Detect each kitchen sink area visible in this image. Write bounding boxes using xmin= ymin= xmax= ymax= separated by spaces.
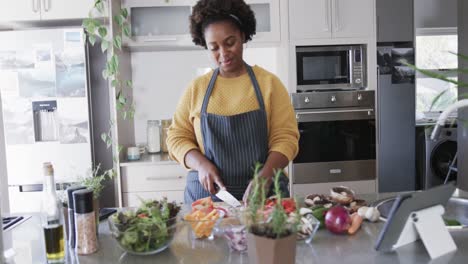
xmin=373 ymin=196 xmax=468 ymax=228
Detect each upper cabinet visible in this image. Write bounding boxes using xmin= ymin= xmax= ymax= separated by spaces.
xmin=376 ymin=0 xmax=413 ymax=42
xmin=122 ymin=0 xmax=280 ymax=49
xmin=246 ymin=0 xmax=280 ymax=43
xmin=41 ymin=0 xmax=97 ymax=20
xmin=289 ymin=0 xmax=374 ymax=41
xmin=0 ymin=0 xmax=100 ymax=22
xmin=123 ymin=0 xmax=195 ymax=49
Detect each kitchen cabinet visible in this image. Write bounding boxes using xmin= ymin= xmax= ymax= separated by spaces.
xmin=289 ymin=0 xmax=374 ymax=40
xmin=376 ymin=0 xmax=413 ymax=42
xmin=120 ymin=162 xmax=187 ymax=206
xmin=122 ymin=0 xmax=195 ymax=49
xmin=122 ymin=0 xmax=280 ymax=49
xmin=0 ymin=0 xmax=99 ymax=22
xmin=246 ymin=0 xmax=280 ymax=43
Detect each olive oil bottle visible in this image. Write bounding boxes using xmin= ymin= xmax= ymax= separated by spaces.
xmin=41 ymin=162 xmax=65 ymax=263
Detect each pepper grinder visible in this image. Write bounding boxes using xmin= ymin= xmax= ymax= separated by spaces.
xmin=66 ymin=186 xmax=86 ymax=249
xmin=73 ymin=189 xmax=98 ymax=255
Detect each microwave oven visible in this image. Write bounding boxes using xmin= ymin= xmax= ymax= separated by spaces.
xmin=295 ymin=45 xmax=366 ymax=92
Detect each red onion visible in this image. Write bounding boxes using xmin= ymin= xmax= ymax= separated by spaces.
xmin=324 ymin=206 xmax=351 ymax=234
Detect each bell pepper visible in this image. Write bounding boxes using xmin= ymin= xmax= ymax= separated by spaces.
xmin=191 ymin=197 xmax=214 ymax=214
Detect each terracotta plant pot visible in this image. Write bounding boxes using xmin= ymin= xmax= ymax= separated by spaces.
xmin=247 ymin=232 xmax=296 ymax=264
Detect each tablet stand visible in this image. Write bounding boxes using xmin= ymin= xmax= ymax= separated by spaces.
xmin=392 ymin=205 xmax=457 ymax=259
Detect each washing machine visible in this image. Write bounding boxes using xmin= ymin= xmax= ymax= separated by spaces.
xmin=424 ymin=125 xmax=457 ymax=189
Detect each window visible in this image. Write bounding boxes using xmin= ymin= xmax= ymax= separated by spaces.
xmin=415 ymin=28 xmax=458 ymax=114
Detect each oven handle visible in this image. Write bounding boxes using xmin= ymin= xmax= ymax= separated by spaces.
xmin=296 ymin=108 xmax=374 ymax=116
xmin=296 ymin=108 xmax=374 ymax=122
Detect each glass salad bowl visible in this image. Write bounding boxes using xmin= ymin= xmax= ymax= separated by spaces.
xmin=108 ymin=207 xmax=179 ymax=255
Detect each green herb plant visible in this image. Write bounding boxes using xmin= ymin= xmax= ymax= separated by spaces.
xmin=247 ymin=164 xmax=300 ymax=239
xmin=79 ymin=164 xmax=116 ymax=200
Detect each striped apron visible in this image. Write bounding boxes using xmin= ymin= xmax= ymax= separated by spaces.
xmin=184 ymin=64 xmax=289 ymax=203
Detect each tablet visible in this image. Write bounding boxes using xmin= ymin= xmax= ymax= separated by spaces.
xmin=374 ymin=183 xmax=456 ymax=252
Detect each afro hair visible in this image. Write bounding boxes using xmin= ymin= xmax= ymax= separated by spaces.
xmin=189 ymin=0 xmax=256 ymax=48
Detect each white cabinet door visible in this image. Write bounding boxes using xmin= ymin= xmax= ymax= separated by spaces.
xmin=40 ymin=0 xmax=95 ymax=20
xmin=289 ymin=0 xmax=331 ymax=40
xmin=0 ymin=0 xmax=41 ymax=22
xmin=246 ymin=0 xmax=280 ymax=43
xmin=332 ymin=0 xmax=374 ymax=38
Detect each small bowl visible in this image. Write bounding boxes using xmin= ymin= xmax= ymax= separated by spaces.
xmin=297 ymin=212 xmax=321 ymax=244
xmin=330 ymin=186 xmax=355 ymax=205
xmin=223 ymin=224 xmax=247 ymax=252
xmin=183 ymin=209 xmax=225 ymax=239
xmin=108 ymin=208 xmax=177 ymax=255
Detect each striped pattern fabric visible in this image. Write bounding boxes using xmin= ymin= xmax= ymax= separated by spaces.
xmin=184 ymin=65 xmax=269 ymax=202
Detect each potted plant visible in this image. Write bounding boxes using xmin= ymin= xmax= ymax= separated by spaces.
xmin=78 ymin=164 xmax=115 ymax=227
xmin=245 ymin=164 xmax=300 ymax=264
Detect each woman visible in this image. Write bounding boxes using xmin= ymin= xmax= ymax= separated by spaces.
xmin=167 ymin=0 xmax=299 ymax=204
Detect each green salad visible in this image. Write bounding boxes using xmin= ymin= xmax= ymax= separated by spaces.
xmin=111 ymin=198 xmax=181 ymax=253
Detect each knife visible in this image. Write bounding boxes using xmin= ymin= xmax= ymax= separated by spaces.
xmin=215 ymin=189 xmax=242 ymax=208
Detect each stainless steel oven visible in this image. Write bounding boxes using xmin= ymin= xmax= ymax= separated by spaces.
xmin=296 ymin=45 xmax=366 ymax=91
xmin=291 ymin=90 xmax=376 ymax=185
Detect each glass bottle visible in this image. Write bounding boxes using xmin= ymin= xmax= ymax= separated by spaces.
xmin=41 ymin=162 xmax=65 ymax=263
xmin=147 ymin=120 xmax=161 ymax=153
xmin=160 ymin=119 xmax=172 ymax=153
xmin=73 ymin=189 xmax=98 ymax=255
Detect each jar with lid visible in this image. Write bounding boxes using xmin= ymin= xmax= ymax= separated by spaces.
xmin=160 ymin=119 xmax=172 ymax=153
xmin=147 ymin=120 xmax=161 ymax=153
xmin=73 ymin=189 xmax=98 ymax=255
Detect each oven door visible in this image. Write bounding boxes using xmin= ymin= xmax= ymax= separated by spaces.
xmin=293 ymin=108 xmax=376 ymax=184
xmin=296 ymin=47 xmax=351 ymax=91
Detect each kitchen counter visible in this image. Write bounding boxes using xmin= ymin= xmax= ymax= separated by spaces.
xmin=4 ymin=192 xmax=468 ymax=264
xmin=119 ymin=152 xmax=178 ymax=167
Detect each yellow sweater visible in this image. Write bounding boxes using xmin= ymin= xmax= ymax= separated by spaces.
xmin=167 ymin=65 xmax=299 ymax=168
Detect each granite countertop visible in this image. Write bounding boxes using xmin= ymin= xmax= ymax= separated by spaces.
xmin=4 ymin=192 xmax=468 ymax=264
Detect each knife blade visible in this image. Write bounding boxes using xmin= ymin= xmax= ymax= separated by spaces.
xmin=215 ymin=189 xmax=242 ymax=208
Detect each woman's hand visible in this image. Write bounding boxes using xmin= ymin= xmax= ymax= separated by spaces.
xmin=198 ymin=159 xmax=226 ymax=194
xmin=185 ymin=149 xmax=226 ymax=194
xmin=242 ymin=177 xmax=272 ymax=205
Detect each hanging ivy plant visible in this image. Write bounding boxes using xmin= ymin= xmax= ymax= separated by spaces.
xmin=82 ymin=0 xmax=134 ymax=158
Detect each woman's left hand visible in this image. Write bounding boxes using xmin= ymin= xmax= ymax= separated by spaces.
xmin=242 ymin=177 xmax=272 ymax=205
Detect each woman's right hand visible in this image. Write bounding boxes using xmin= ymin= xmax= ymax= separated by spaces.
xmin=185 ymin=149 xmax=225 ymax=194
xmin=197 ymin=159 xmax=225 ymax=194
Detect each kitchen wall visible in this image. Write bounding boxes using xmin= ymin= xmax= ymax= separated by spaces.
xmin=130 ymin=47 xmax=280 ymax=144
xmin=414 ymin=0 xmax=457 ymax=28
xmin=458 ymin=0 xmax=468 ymax=191
xmin=0 ymin=90 xmax=9 ymax=213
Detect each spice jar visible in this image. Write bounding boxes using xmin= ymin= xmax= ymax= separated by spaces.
xmin=66 ymin=186 xmax=86 ymax=249
xmin=73 ymin=189 xmax=98 ymax=255
xmin=160 ymin=119 xmax=172 ymax=153
xmin=147 ymin=120 xmax=161 ymax=153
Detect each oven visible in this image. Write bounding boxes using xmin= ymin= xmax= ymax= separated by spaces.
xmin=291 ymin=90 xmax=376 ymax=192
xmin=296 ymin=45 xmax=366 ymax=92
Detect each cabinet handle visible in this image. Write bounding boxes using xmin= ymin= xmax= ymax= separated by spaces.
xmin=42 ymin=0 xmax=50 ymax=12
xmin=32 ymin=0 xmax=39 ymax=13
xmin=145 ymin=175 xmax=184 ymax=181
xmin=334 ymin=0 xmax=341 ymax=32
xmin=323 ymin=0 xmax=330 ymax=32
